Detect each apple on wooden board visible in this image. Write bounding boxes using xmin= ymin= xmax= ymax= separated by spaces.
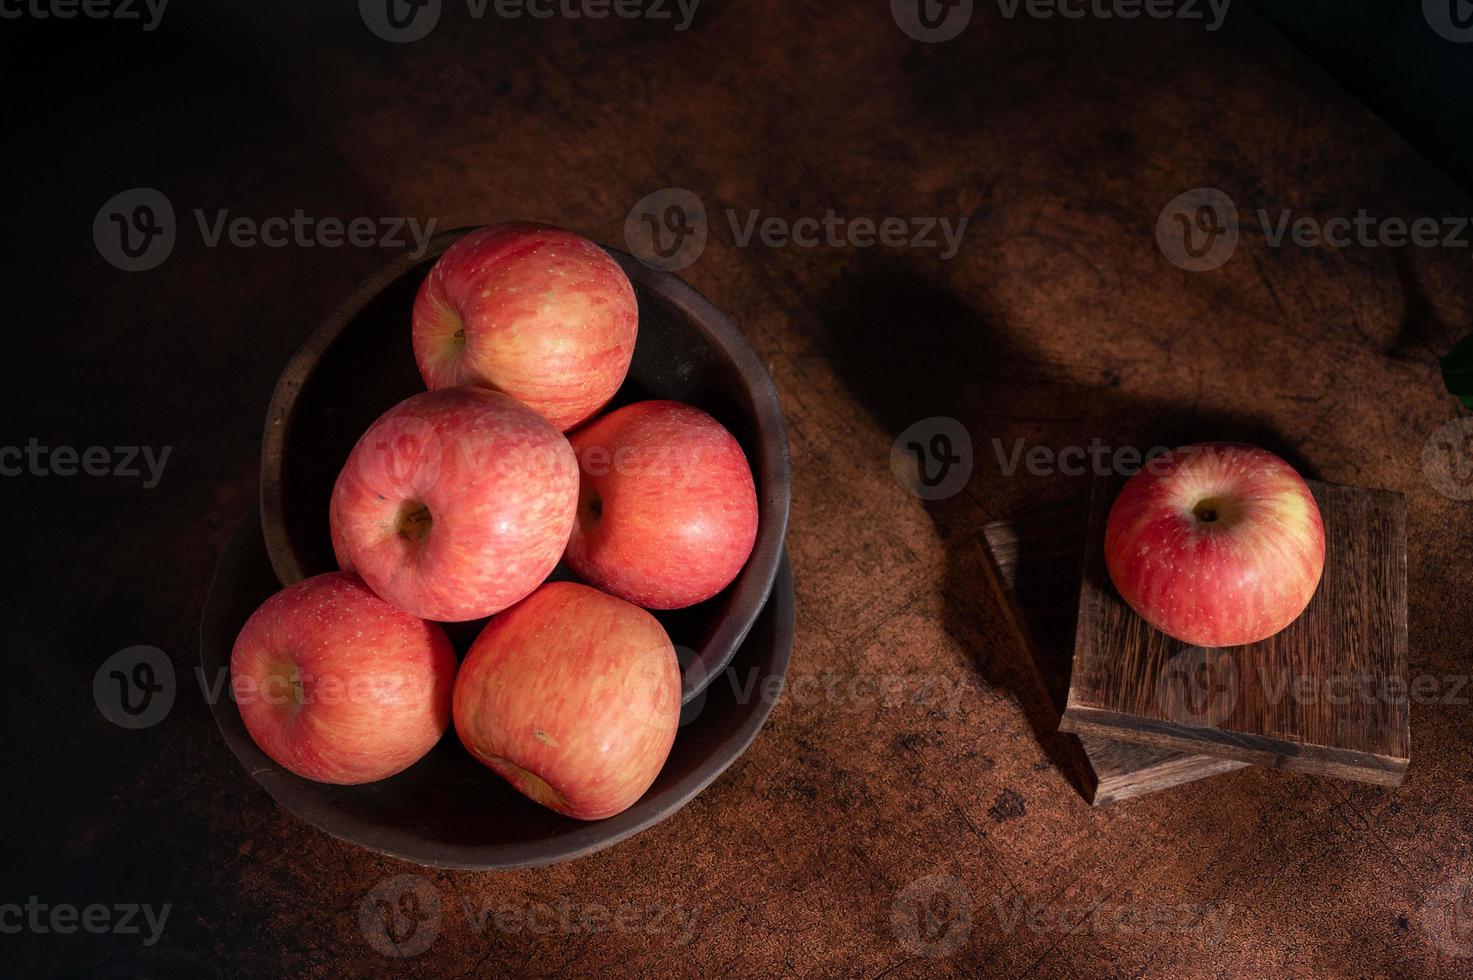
xmin=563 ymin=399 xmax=759 ymax=610
xmin=412 ymin=223 xmax=639 ymax=432
xmin=230 ymin=572 xmax=458 ymax=785
xmin=330 ymin=386 xmax=579 ymax=622
xmin=453 ymin=581 xmax=682 ymax=820
xmin=1104 ymin=441 xmax=1326 ymax=648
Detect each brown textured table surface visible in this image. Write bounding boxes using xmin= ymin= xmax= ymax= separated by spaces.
xmin=9 ymin=3 xmax=1473 ymax=977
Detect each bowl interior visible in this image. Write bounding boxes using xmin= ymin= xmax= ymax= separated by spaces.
xmin=202 ymin=510 xmax=794 ymax=869
xmin=261 ymin=230 xmax=791 ymax=699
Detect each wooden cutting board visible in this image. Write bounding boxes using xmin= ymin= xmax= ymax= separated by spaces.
xmin=1059 ymin=476 xmax=1410 ymax=786
xmin=979 ymin=510 xmax=1249 ymax=806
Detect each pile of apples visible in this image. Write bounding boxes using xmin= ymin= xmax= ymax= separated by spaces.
xmin=231 ymin=223 xmax=759 ymax=821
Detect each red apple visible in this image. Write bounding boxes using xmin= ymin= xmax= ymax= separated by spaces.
xmin=412 ymin=223 xmax=638 ymax=431
xmin=563 ymin=400 xmax=759 ymax=610
xmin=230 ymin=572 xmax=457 ymax=785
xmin=1105 ymin=442 xmax=1326 ymax=647
xmin=330 ymin=386 xmax=578 ymax=622
xmin=452 ymin=581 xmax=681 ymax=820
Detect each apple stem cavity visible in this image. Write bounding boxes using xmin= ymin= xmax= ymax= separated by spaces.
xmin=1190 ymin=496 xmax=1234 ymax=527
xmin=443 ymin=302 xmax=469 ymax=355
xmin=267 ymin=656 xmax=306 ymax=714
xmin=396 ymin=500 xmax=433 ymax=545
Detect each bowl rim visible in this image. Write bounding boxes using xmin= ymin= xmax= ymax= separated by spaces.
xmin=201 ymin=509 xmax=795 ymax=870
xmin=259 ymin=226 xmax=792 ymax=702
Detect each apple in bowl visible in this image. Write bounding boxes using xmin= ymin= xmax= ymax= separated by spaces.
xmin=330 ymin=385 xmax=578 ymax=622
xmin=230 ymin=572 xmax=458 ymax=784
xmin=1104 ymin=442 xmax=1326 ymax=647
xmin=563 ymin=400 xmax=759 ymax=610
xmin=412 ymin=223 xmax=638 ymax=432
xmin=453 ymin=581 xmax=682 ymax=820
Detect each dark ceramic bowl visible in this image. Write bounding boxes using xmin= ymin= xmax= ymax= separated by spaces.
xmin=201 ymin=509 xmax=793 ymax=868
xmin=260 ymin=228 xmax=791 ymax=700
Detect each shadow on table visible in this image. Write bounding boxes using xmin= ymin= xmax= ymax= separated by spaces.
xmin=814 ymin=256 xmax=1316 ymax=802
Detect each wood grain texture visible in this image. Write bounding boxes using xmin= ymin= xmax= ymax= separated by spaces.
xmin=979 ymin=512 xmax=1249 ymax=806
xmin=16 ymin=3 xmax=1473 ymax=977
xmin=1061 ymin=475 xmax=1410 ymax=786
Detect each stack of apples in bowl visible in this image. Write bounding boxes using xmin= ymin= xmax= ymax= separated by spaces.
xmin=231 ymin=223 xmax=765 ymax=822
